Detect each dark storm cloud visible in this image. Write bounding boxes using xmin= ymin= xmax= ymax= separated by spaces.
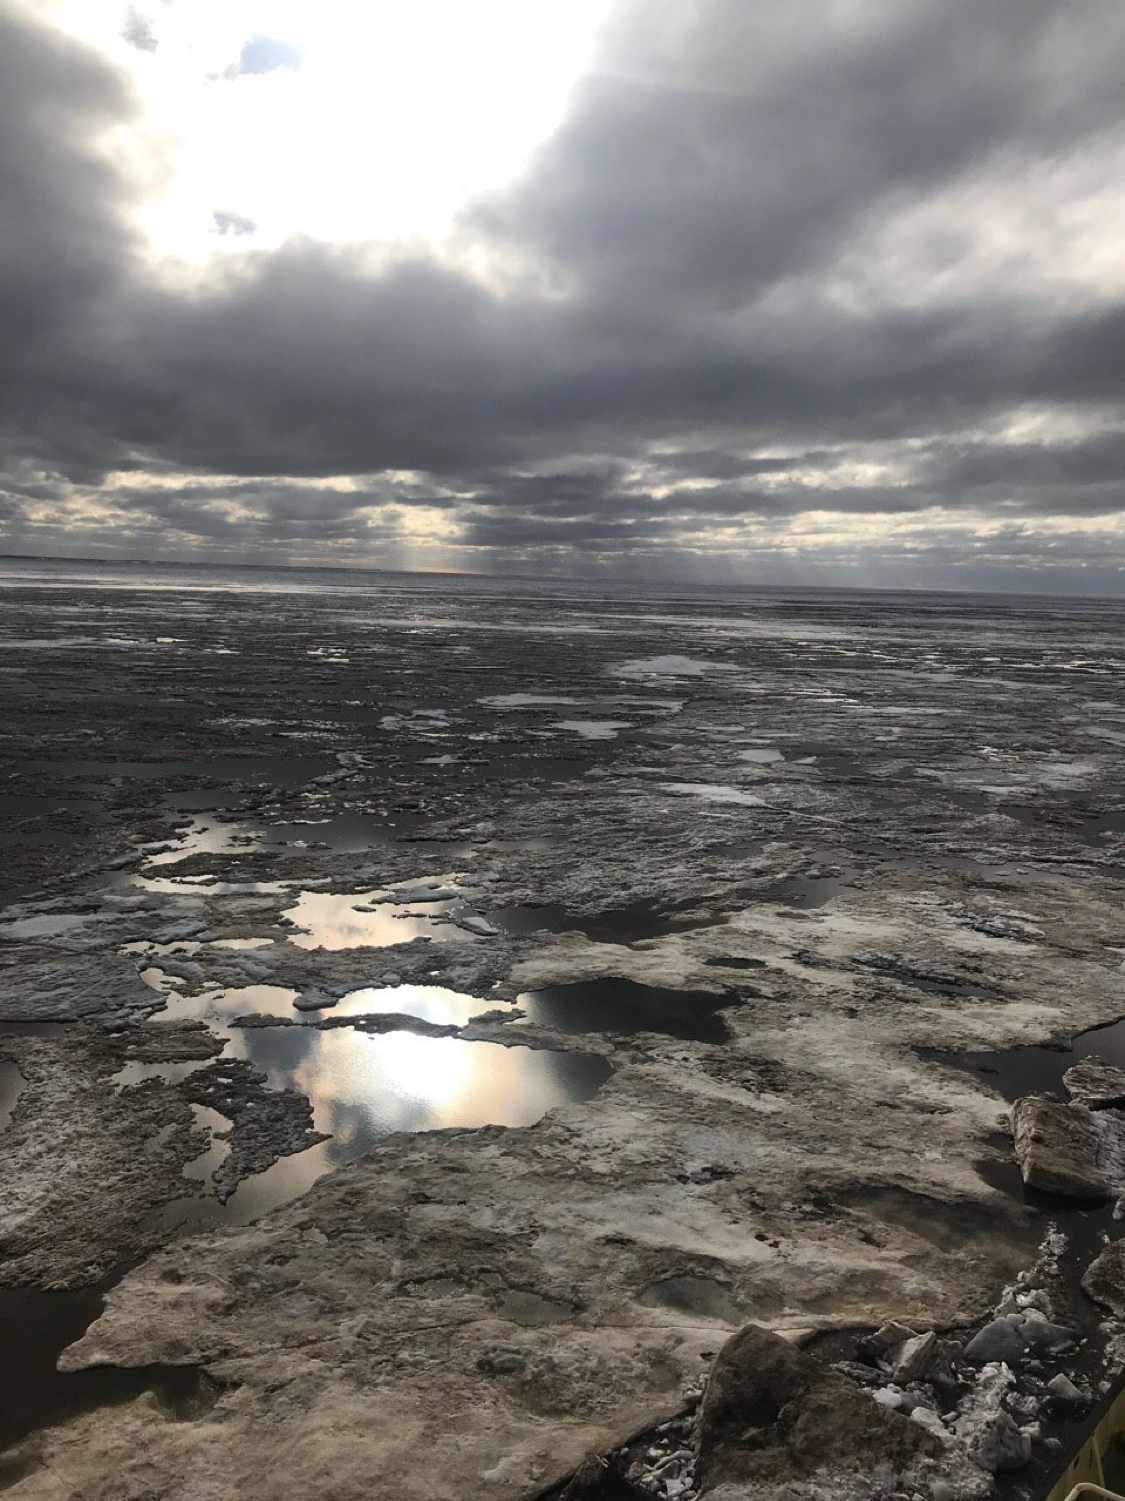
xmin=0 ymin=1 xmax=1123 ymax=585
xmin=464 ymin=468 xmax=632 ymax=519
xmin=0 ymin=12 xmax=132 ymax=363
xmin=477 ymin=0 xmax=1125 ymax=308
xmin=889 ymin=430 xmax=1125 ymax=520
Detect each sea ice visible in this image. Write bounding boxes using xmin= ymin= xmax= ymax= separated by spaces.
xmin=661 ymin=782 xmax=766 ymax=806
xmin=0 ymin=912 xmax=99 ymax=940
xmin=609 ymin=655 xmax=739 ymax=679
xmin=478 ymin=693 xmax=578 ymax=708
xmin=551 ymin=720 xmax=633 ymax=740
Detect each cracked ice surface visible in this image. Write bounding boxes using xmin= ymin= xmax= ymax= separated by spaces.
xmin=1 ymin=568 xmax=1125 ymax=1500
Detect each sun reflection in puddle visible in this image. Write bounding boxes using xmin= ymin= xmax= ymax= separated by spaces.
xmin=132 ymin=980 xmax=610 ymax=1230
xmin=152 ymin=980 xmax=495 ymax=1030
xmin=226 ymin=1027 xmax=609 ymax=1147
xmin=111 ymin=1058 xmax=213 ymax=1088
xmin=156 ymin=983 xmax=299 ymax=1025
xmin=280 ymin=889 xmax=476 ymax=950
xmin=146 ymin=816 xmax=251 ymax=867
xmin=327 ymin=985 xmax=495 ymax=1026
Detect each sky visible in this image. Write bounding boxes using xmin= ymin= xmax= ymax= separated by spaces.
xmin=1 ymin=0 xmax=1124 ymax=592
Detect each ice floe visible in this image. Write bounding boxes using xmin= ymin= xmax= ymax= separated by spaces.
xmin=478 ymin=693 xmax=578 ymax=708
xmin=551 ymin=720 xmax=633 ymax=740
xmin=380 ymin=709 xmax=451 ymax=733
xmin=609 ymin=655 xmax=739 ymax=679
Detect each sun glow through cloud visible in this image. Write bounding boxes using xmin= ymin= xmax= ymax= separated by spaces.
xmin=24 ymin=0 xmax=613 ymax=262
xmin=5 ymin=0 xmax=1125 ymax=591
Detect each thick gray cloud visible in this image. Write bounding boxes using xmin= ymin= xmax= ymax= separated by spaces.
xmin=482 ymin=0 xmax=1125 ymax=303
xmin=1 ymin=1 xmax=1123 ymax=589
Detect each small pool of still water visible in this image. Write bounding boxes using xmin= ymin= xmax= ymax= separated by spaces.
xmin=517 ymin=978 xmax=735 ymax=1043
xmin=0 ymin=1059 xmax=25 ymax=1130
xmin=951 ymin=1013 xmax=1125 ymax=1106
xmin=136 ymin=980 xmax=613 ymax=1229
xmin=0 ymin=1277 xmax=221 ymax=1474
xmin=149 ymin=1027 xmax=612 ymax=1239
xmin=0 ymin=995 xmax=613 ymax=1471
xmin=938 ymin=1013 xmax=1125 ymax=1384
xmin=234 ymin=1026 xmax=610 ymax=1151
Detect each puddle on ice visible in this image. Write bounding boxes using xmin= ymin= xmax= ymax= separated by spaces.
xmin=489 ymin=900 xmax=706 ymax=945
xmin=146 ymin=805 xmax=454 ymax=865
xmin=120 ymin=980 xmax=610 ymax=1232
xmin=146 ymin=816 xmax=251 ymax=866
xmin=0 ymin=794 xmax=107 ymax=851
xmin=260 ymin=810 xmax=421 ymax=852
xmin=146 ymin=1029 xmax=611 ymax=1239
xmin=23 ymin=754 xmax=336 ymax=789
xmin=757 ymin=874 xmax=847 ymax=910
xmin=155 ymin=983 xmax=299 ymax=1027
xmin=951 ymin=1014 xmax=1125 ymax=1106
xmin=112 ymin=1058 xmax=214 ymax=1088
xmin=0 ymin=1277 xmax=220 ymax=1471
xmin=182 ymin=1104 xmax=232 ymax=1186
xmin=637 ymin=1274 xmax=746 ymax=1324
xmin=495 ymin=1289 xmax=576 ymax=1327
xmin=232 ymin=1028 xmax=608 ymax=1148
xmin=279 ymin=890 xmax=478 ymax=950
xmin=0 ymin=1060 xmax=25 ymax=1130
xmin=318 ymin=985 xmax=494 ymax=1027
xmin=518 ymin=978 xmax=734 ymax=1043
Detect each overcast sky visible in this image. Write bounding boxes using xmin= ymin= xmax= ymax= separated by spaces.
xmin=2 ymin=0 xmax=1124 ymax=591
